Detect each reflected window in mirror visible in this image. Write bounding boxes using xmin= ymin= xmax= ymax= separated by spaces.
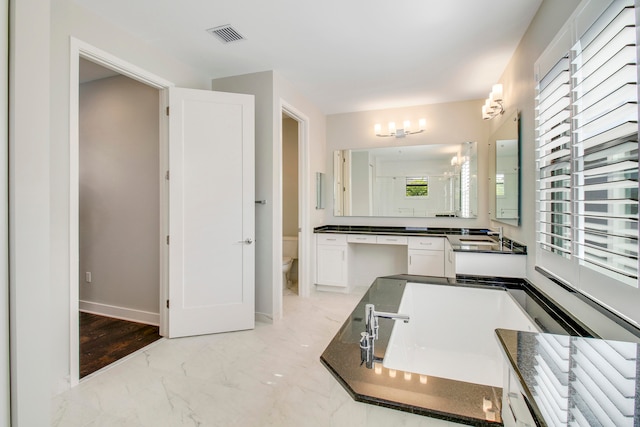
xmin=405 ymin=177 xmax=429 ymax=198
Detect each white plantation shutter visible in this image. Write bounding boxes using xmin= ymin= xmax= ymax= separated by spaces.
xmin=536 ymin=55 xmax=573 ymax=258
xmin=571 ymin=0 xmax=638 ymax=287
xmin=535 ymin=0 xmax=640 ymax=325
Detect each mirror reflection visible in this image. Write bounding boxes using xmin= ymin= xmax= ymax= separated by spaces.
xmin=334 ymin=142 xmax=478 ymax=218
xmin=493 ymin=112 xmax=520 ymax=225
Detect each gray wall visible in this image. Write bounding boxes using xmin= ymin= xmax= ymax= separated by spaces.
xmin=79 ymin=75 xmax=160 ymax=320
xmin=212 ymin=71 xmax=276 ymax=321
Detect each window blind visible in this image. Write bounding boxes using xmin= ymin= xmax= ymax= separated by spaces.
xmin=532 ymin=335 xmax=639 ymax=426
xmin=536 ymin=55 xmax=573 ymax=258
xmin=536 ymin=0 xmax=639 ymax=289
xmin=572 ymin=0 xmax=638 ymax=288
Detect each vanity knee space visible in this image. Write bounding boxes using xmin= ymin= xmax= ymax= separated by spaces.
xmin=315 ymin=232 xmax=457 ymax=291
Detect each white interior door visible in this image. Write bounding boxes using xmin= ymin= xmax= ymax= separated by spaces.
xmin=167 ymin=87 xmax=254 ymax=338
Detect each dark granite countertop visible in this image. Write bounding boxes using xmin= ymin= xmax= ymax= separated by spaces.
xmin=314 ymin=224 xmax=489 ymax=236
xmin=320 ymin=275 xmax=585 ymax=426
xmin=314 ymin=225 xmax=527 ymax=255
xmin=495 ymin=328 xmax=640 ymax=426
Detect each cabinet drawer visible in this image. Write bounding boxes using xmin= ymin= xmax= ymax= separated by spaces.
xmin=317 ymin=233 xmax=347 ymax=245
xmin=376 ymin=235 xmax=408 ymax=245
xmin=408 ymin=236 xmax=444 ymax=250
xmin=347 ymin=234 xmax=377 ymax=244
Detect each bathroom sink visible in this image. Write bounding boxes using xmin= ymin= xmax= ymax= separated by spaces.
xmin=458 ymin=238 xmax=498 ymax=246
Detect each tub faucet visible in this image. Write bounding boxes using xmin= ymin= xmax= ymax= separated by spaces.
xmin=360 ymin=303 xmax=410 ymax=369
xmin=364 ymin=303 xmax=410 ymax=340
xmin=487 ymin=226 xmax=503 ymax=245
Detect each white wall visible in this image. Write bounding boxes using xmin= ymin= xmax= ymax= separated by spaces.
xmin=79 ymin=75 xmax=160 ymax=321
xmin=1 ymin=0 xmax=11 ymax=425
xmin=9 ymin=0 xmax=51 ymax=424
xmin=326 ymin=100 xmax=490 ymax=227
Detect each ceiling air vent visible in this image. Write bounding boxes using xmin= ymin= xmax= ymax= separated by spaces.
xmin=207 ymin=25 xmax=246 ymax=44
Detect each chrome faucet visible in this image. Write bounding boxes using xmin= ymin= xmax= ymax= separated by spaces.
xmin=487 ymin=226 xmax=503 ymax=245
xmin=365 ymin=303 xmax=409 ymax=339
xmin=360 ymin=303 xmax=410 ymax=369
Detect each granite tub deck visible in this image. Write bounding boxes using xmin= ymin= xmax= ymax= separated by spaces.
xmin=320 ymin=275 xmax=583 ymax=426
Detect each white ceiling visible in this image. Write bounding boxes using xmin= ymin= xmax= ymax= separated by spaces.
xmin=75 ymin=0 xmax=542 ymax=114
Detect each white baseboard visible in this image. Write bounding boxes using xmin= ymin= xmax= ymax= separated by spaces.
xmin=79 ymin=300 xmax=159 ymax=326
xmin=255 ymin=312 xmax=273 ymax=324
xmin=52 ymin=375 xmax=71 ymax=397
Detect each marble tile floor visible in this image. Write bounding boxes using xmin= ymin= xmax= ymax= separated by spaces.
xmin=53 ymin=288 xmax=466 ymax=427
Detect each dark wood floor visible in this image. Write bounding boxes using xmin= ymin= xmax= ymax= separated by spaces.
xmin=79 ymin=312 xmax=161 ymax=378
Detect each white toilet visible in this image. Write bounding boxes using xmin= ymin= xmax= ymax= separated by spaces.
xmin=282 ymin=236 xmax=298 ymax=290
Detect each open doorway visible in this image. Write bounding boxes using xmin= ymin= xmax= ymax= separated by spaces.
xmin=282 ymin=112 xmax=299 ymax=296
xmin=77 ymin=58 xmax=162 ymax=377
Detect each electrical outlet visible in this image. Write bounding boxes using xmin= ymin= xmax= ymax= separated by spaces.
xmin=85 ymin=272 xmax=92 ymax=283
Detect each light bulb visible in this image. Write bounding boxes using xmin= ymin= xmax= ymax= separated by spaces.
xmin=492 ymin=84 xmax=503 ymax=102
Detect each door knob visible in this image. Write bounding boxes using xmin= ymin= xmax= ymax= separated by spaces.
xmin=238 ymin=238 xmax=253 ymax=244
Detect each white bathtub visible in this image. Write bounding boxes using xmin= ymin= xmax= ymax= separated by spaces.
xmin=383 ymin=282 xmax=539 ymax=387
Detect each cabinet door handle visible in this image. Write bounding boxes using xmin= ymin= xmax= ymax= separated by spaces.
xmin=409 ymin=255 xmax=412 ymax=265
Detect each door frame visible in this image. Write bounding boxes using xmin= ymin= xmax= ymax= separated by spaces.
xmin=69 ymin=38 xmax=173 ymax=386
xmin=274 ymin=101 xmax=311 ymax=319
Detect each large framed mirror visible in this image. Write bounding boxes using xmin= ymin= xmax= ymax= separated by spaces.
xmin=333 ymin=142 xmax=477 ymax=218
xmin=492 ymin=111 xmax=520 ymax=225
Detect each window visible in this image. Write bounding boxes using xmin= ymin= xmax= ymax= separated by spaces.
xmin=536 ymin=0 xmax=639 ymax=298
xmin=496 ymin=173 xmax=505 ymax=197
xmin=405 ymin=177 xmax=429 ymax=197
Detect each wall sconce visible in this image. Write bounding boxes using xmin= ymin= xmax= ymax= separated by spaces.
xmin=482 ymin=84 xmax=504 ymax=120
xmin=375 ymin=118 xmax=426 ymax=138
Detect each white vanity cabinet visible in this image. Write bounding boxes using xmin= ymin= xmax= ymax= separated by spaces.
xmin=444 ymin=238 xmax=455 ymax=278
xmin=316 ymin=234 xmax=349 ymax=290
xmin=407 ymin=236 xmax=445 ymax=277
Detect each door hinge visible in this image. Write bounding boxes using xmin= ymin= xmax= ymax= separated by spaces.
xmin=165 ymin=170 xmax=170 ymax=180
xmin=166 ymin=106 xmax=170 ymax=116
xmin=166 ymin=235 xmax=170 ymax=245
xmin=166 ymin=299 xmax=170 ymax=309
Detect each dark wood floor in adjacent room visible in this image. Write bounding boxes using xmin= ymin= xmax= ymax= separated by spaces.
xmin=79 ymin=312 xmax=161 ymax=378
